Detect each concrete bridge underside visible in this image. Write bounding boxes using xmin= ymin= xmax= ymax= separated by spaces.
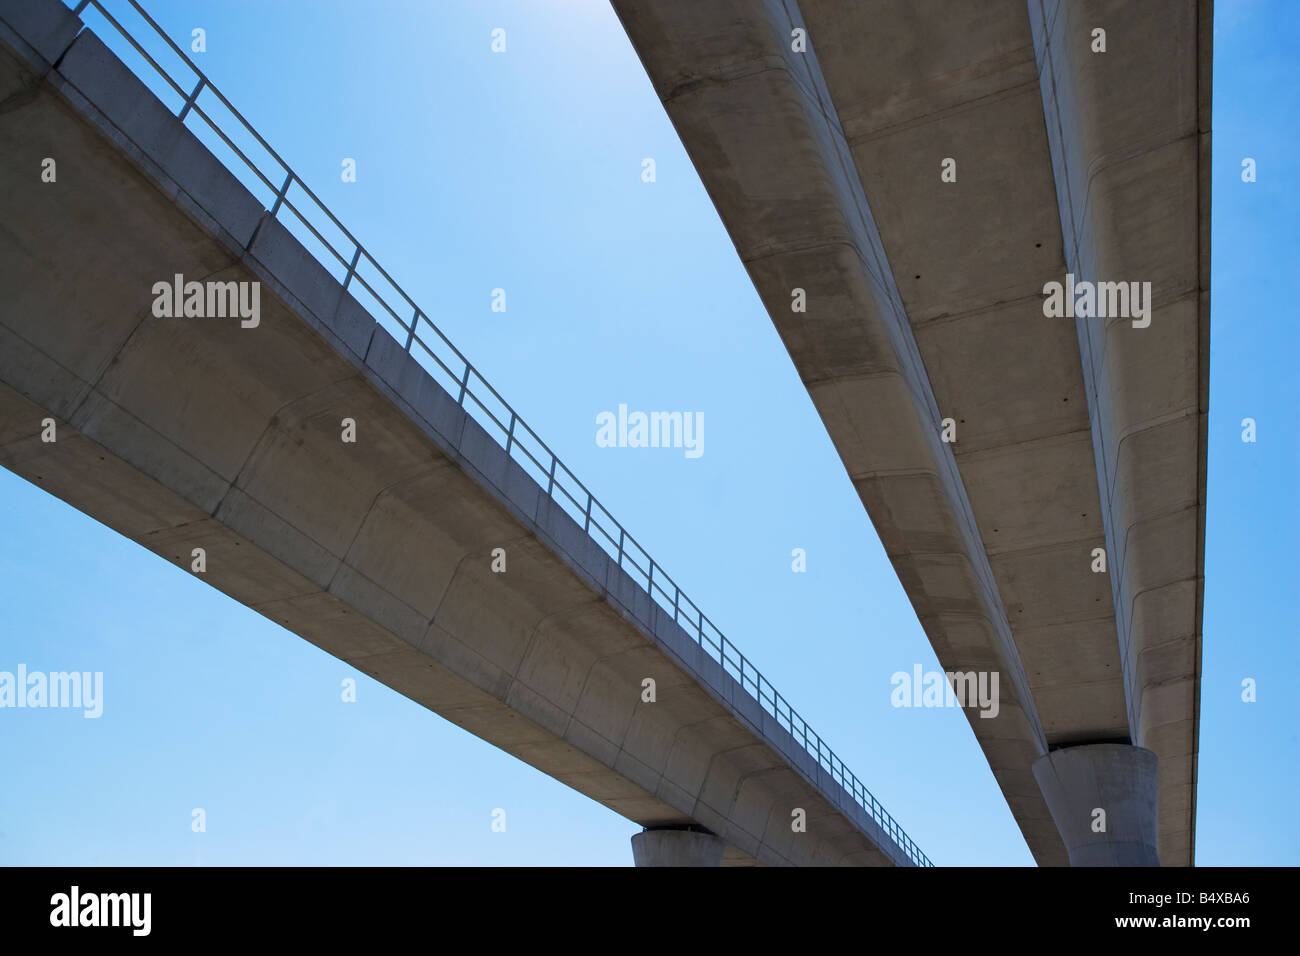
xmin=0 ymin=0 xmax=921 ymax=867
xmin=613 ymin=0 xmax=1209 ymax=865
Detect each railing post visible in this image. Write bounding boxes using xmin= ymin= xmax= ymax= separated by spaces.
xmin=269 ymin=170 xmax=293 ymax=218
xmin=342 ymin=245 xmax=362 ymax=292
xmin=405 ymin=308 xmax=418 ymax=351
xmin=545 ymin=456 xmax=557 ymax=497
xmin=583 ymin=492 xmax=592 ymax=533
xmin=616 ymin=528 xmax=625 ymax=566
xmin=506 ymin=413 xmax=516 ymax=455
xmin=177 ymin=76 xmax=205 ymax=122
xmin=456 ymin=364 xmax=471 ymax=406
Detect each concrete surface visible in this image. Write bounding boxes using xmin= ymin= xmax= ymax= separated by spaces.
xmin=612 ymin=0 xmax=1207 ymax=865
xmin=1032 ymin=743 xmax=1160 ymax=866
xmin=631 ymin=827 xmax=726 ymax=867
xmin=0 ymin=0 xmax=922 ymax=867
xmin=1027 ymin=0 xmax=1210 ymax=870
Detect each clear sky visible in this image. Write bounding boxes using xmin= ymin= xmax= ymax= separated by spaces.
xmin=0 ymin=0 xmax=1294 ymax=866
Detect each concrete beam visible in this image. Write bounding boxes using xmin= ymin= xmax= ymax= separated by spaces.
xmin=612 ymin=0 xmax=1063 ymax=865
xmin=1027 ymin=0 xmax=1210 ymax=865
xmin=614 ymin=0 xmax=1207 ymax=865
xmin=0 ymin=0 xmax=921 ymax=868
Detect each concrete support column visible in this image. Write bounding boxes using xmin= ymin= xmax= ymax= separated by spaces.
xmin=1032 ymin=743 xmax=1159 ymax=866
xmin=630 ymin=826 xmax=725 ymax=867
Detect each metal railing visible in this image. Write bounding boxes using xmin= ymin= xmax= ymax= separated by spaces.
xmin=68 ymin=0 xmax=934 ymax=867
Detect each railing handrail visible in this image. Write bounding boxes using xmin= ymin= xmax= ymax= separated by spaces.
xmin=69 ymin=0 xmax=933 ymax=867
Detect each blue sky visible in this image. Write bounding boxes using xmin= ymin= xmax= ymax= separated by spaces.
xmin=0 ymin=0 xmax=1294 ymax=866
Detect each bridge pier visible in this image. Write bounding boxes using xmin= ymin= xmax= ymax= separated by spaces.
xmin=1032 ymin=743 xmax=1160 ymax=866
xmin=630 ymin=826 xmax=725 ymax=867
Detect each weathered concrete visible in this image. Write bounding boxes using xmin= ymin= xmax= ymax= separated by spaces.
xmin=0 ymin=0 xmax=921 ymax=867
xmin=1027 ymin=0 xmax=1210 ymax=869
xmin=1032 ymin=744 xmax=1160 ymax=866
xmin=612 ymin=0 xmax=1207 ymax=865
xmin=612 ymin=0 xmax=1062 ymax=865
xmin=631 ymin=826 xmax=726 ymax=867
